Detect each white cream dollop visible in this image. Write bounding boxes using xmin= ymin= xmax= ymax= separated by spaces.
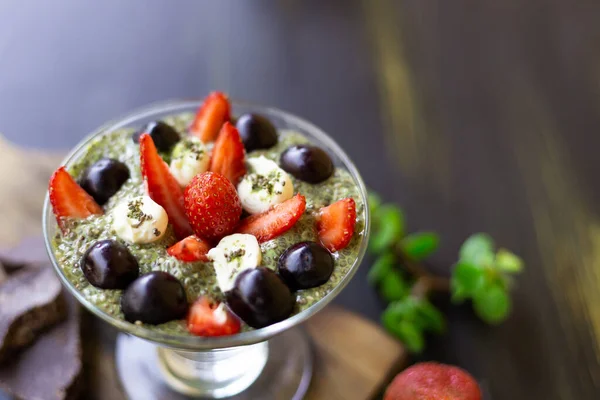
xmin=112 ymin=195 xmax=168 ymax=244
xmin=207 ymin=233 xmax=262 ymax=292
xmin=169 ymin=137 xmax=210 ymax=187
xmin=237 ymin=156 xmax=294 ymax=215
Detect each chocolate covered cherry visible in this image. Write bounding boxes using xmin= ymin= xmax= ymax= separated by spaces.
xmin=81 ymin=240 xmax=139 ymax=289
xmin=79 ymin=158 xmax=130 ymax=205
xmin=132 ymin=120 xmax=180 ymax=152
xmin=121 ymin=271 xmax=188 ymax=325
xmin=279 ymin=145 xmax=334 ymax=184
xmin=226 ymin=267 xmax=295 ymax=329
xmin=278 ymin=242 xmax=334 ymax=290
xmin=236 ymin=113 xmax=278 ymax=152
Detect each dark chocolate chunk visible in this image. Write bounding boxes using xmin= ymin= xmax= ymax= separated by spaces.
xmin=0 ymin=284 xmax=82 ymax=400
xmin=0 ymin=236 xmax=49 ymax=272
xmin=0 ymin=265 xmax=66 ymax=364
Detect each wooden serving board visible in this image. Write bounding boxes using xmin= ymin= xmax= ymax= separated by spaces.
xmin=0 ymin=136 xmax=407 ymax=399
xmin=305 ymin=306 xmax=406 ymax=399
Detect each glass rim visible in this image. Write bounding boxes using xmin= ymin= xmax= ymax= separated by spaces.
xmin=42 ymin=98 xmax=371 ymax=350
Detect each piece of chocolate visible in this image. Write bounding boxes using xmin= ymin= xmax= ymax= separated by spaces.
xmin=0 ymin=265 xmax=66 ymax=364
xmin=0 ymin=264 xmax=6 ymax=285
xmin=0 ymin=289 xmax=82 ymax=400
xmin=0 ymin=236 xmax=49 ymax=272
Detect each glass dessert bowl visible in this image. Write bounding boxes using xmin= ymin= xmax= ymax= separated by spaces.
xmin=43 ymin=97 xmax=370 ymax=399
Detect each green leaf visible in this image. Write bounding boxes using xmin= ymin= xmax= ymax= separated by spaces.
xmin=414 ymin=300 xmax=445 ymax=333
xmin=451 ymin=262 xmax=485 ymax=303
xmin=473 ymin=283 xmax=511 ymax=324
xmin=384 ymin=298 xmax=418 ymax=319
xmin=367 ymin=252 xmax=395 ymax=286
xmin=380 ymin=271 xmax=409 ymax=302
xmin=495 ymin=249 xmax=524 ymax=273
xmin=460 ymin=233 xmax=494 ymax=266
xmin=451 ymin=285 xmax=469 ymax=303
xmin=381 ymin=303 xmax=403 ymax=330
xmin=396 ymin=321 xmax=425 ymax=353
xmin=400 ymin=232 xmax=440 ymax=261
xmin=369 ymin=205 xmax=405 ymax=254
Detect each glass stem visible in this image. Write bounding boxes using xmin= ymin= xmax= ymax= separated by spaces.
xmin=157 ymin=341 xmax=269 ymax=398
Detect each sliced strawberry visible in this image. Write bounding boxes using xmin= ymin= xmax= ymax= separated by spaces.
xmin=209 ymin=122 xmax=246 ymax=185
xmin=236 ymin=194 xmax=306 ymax=243
xmin=187 ymin=297 xmax=241 ymax=337
xmin=49 ymin=167 xmax=103 ymax=229
xmin=316 ymin=198 xmax=357 ymax=252
xmin=167 ymin=235 xmax=211 ymax=262
xmin=190 ymin=92 xmax=231 ymax=142
xmin=139 ymin=134 xmax=193 ymax=239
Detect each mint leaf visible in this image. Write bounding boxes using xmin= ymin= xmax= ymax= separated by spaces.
xmin=367 ymin=252 xmax=395 ymax=286
xmin=382 ymin=304 xmax=401 ymax=329
xmin=369 ymin=205 xmax=405 ymax=254
xmin=495 ymin=249 xmax=523 ymax=273
xmin=473 ymin=283 xmax=511 ymax=324
xmin=396 ymin=321 xmax=425 ymax=353
xmin=380 ymin=271 xmax=409 ymax=302
xmin=401 ymin=232 xmax=440 ymax=261
xmin=460 ymin=233 xmax=494 ymax=266
xmin=451 ymin=262 xmax=485 ymax=303
xmin=415 ymin=300 xmax=445 ymax=333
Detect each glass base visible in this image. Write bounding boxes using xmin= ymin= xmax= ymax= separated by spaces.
xmin=115 ymin=327 xmax=313 ymax=399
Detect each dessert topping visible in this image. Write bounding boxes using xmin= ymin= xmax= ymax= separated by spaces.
xmin=81 ymin=239 xmax=139 ymax=289
xmin=207 ymin=233 xmax=261 ymax=292
xmin=236 ymin=113 xmax=278 ymax=152
xmin=79 ymin=158 xmax=130 ymax=205
xmin=112 ymin=195 xmax=168 ymax=244
xmin=277 ymin=241 xmax=334 ymax=290
xmin=167 ymin=235 xmax=211 ymax=262
xmin=49 ymin=166 xmax=103 ymax=230
xmin=184 ymin=172 xmax=242 ymax=240
xmin=237 ymin=156 xmax=293 ymax=214
xmin=132 ymin=120 xmax=180 ymax=152
xmin=121 ymin=271 xmax=188 ymax=325
xmin=187 ymin=297 xmax=241 ymax=337
xmin=316 ymin=197 xmax=357 ymax=252
xmin=280 ymin=144 xmax=334 ymax=184
xmin=169 ymin=137 xmax=210 ymax=187
xmin=209 ymin=122 xmax=247 ymax=185
xmin=226 ymin=267 xmax=295 ymax=329
xmin=139 ymin=133 xmax=193 ymax=238
xmin=190 ymin=92 xmax=231 ymax=142
xmin=236 ymin=194 xmax=306 ymax=243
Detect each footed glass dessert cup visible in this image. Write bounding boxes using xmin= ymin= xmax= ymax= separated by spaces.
xmin=43 ymin=100 xmax=370 ymax=399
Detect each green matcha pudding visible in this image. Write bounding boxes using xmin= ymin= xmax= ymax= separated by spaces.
xmin=48 ymin=93 xmax=365 ymax=337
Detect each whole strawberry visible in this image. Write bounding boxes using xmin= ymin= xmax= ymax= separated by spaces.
xmin=384 ymin=362 xmax=481 ymax=400
xmin=184 ymin=172 xmax=242 ymax=241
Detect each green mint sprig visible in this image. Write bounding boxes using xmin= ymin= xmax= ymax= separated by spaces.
xmin=367 ymin=192 xmax=524 ymax=352
xmin=452 ymin=233 xmax=523 ymax=324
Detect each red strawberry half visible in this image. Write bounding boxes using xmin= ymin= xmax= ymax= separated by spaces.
xmin=184 ymin=172 xmax=242 ymax=241
xmin=49 ymin=167 xmax=103 ymax=229
xmin=190 ymin=92 xmax=231 ymax=142
xmin=139 ymin=133 xmax=193 ymax=239
xmin=316 ymin=198 xmax=357 ymax=252
xmin=167 ymin=235 xmax=211 ymax=262
xmin=187 ymin=297 xmax=241 ymax=337
xmin=209 ymin=122 xmax=246 ymax=186
xmin=384 ymin=362 xmax=482 ymax=400
xmin=236 ymin=194 xmax=306 ymax=243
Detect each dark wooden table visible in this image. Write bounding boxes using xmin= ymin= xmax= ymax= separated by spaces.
xmin=1 ymin=1 xmax=599 ymax=399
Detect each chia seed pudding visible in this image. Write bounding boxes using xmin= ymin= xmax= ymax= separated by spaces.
xmin=50 ymin=98 xmax=364 ymax=337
